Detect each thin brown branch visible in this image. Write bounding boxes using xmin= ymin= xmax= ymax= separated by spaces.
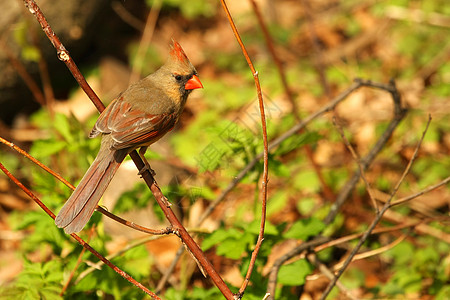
xmin=19 ymin=0 xmax=57 ymax=115
xmin=314 ymin=216 xmax=449 ymax=253
xmin=131 ymin=153 xmax=234 ymax=299
xmin=76 ymin=234 xmax=171 ymax=284
xmin=333 ymin=233 xmax=408 ymax=269
xmin=111 ymin=1 xmax=145 ymax=31
xmin=96 ymin=206 xmax=173 ymax=235
xmin=60 ymin=226 xmax=96 ymax=295
xmin=248 ymin=0 xmax=297 ymax=115
xmin=249 ymin=0 xmax=335 ymax=203
xmin=300 ymin=0 xmax=331 ymax=97
xmin=155 ymin=246 xmax=184 ymax=293
xmin=128 ymin=0 xmax=161 ymax=84
xmin=390 ymin=176 xmax=450 ymax=206
xmin=333 ymin=116 xmax=379 ymax=212
xmin=267 ymin=79 xmax=408 ymax=298
xmin=0 ymin=161 xmax=160 ymax=299
xmin=307 ymin=253 xmax=357 ymax=300
xmin=324 ymin=79 xmax=407 ymax=224
xmin=21 ymin=1 xmax=234 ymax=297
xmin=0 ymin=37 xmax=46 ymax=106
xmin=156 ymin=78 xmax=364 ymax=292
xmin=320 ymin=115 xmax=432 ymax=299
xmin=23 ymin=0 xmax=105 ymax=112
xmin=266 ymin=237 xmax=329 ymax=300
xmin=0 ymin=135 xmax=173 ymax=236
xmin=219 ymin=0 xmax=269 ymax=297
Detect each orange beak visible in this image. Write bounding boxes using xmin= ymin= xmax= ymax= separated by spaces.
xmin=185 ymin=75 xmax=203 ymax=90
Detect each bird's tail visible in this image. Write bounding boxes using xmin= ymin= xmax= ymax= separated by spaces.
xmin=55 ymin=139 xmax=127 ymax=234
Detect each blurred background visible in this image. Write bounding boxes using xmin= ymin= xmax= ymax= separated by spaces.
xmin=0 ymin=0 xmax=449 ymax=299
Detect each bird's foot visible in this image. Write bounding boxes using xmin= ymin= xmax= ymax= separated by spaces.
xmin=137 ymin=163 xmax=156 ymax=177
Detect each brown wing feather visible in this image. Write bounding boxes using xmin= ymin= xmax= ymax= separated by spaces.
xmin=90 ymin=97 xmax=177 ymax=150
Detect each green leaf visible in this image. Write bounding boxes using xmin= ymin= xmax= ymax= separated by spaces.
xmin=53 ymin=113 xmax=74 ymax=143
xmin=278 ymin=259 xmax=313 ymax=285
xmin=267 ymin=190 xmax=289 ymax=217
xmin=293 ymin=169 xmax=321 ymax=193
xmin=29 ymin=140 xmax=67 ymax=157
xmin=284 ymin=217 xmax=325 ymax=240
xmin=216 ymin=237 xmax=248 ymax=259
xmin=247 ymin=219 xmax=279 ymax=236
xmin=202 ymin=228 xmax=242 ymax=251
xmin=275 ymin=131 xmax=322 ymax=157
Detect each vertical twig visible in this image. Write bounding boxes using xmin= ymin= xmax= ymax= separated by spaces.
xmin=219 ymin=0 xmax=269 ymax=296
xmin=249 ymin=0 xmax=335 ymax=202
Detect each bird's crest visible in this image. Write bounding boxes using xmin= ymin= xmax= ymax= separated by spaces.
xmin=169 ymin=39 xmax=190 ymax=64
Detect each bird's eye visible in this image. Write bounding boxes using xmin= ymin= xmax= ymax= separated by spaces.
xmin=174 ymin=75 xmax=182 ymax=81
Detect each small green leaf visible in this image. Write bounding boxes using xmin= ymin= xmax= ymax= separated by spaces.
xmin=30 ymin=140 xmax=67 ymax=157
xmin=275 ymin=131 xmax=322 ymax=156
xmin=54 ymin=113 xmax=74 ymax=143
xmin=247 ymin=220 xmax=278 ymax=236
xmin=284 ymin=217 xmax=325 ymax=240
xmin=278 ymin=259 xmax=313 ymax=285
xmin=202 ymin=228 xmax=242 ymax=251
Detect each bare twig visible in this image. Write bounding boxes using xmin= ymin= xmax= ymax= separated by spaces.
xmin=324 ymin=79 xmax=407 ymax=224
xmin=314 ymin=216 xmax=449 ymax=253
xmin=248 ymin=0 xmax=297 ymax=115
xmin=22 ymin=1 xmax=234 ymax=298
xmin=307 ymin=253 xmax=357 ymax=300
xmin=219 ymin=0 xmax=269 ymax=297
xmin=61 ymin=226 xmax=96 ymax=295
xmin=23 ymin=0 xmax=105 ymax=112
xmin=333 ymin=116 xmax=379 ymax=212
xmin=0 ymin=135 xmax=173 ymax=235
xmin=332 ymin=233 xmax=408 ymax=270
xmin=266 ymin=79 xmax=408 ymax=298
xmin=0 ymin=37 xmax=46 ymax=106
xmin=320 ymin=115 xmax=432 ymax=299
xmin=267 ymin=237 xmax=329 ymax=300
xmin=111 ymin=1 xmax=145 ymax=31
xmin=249 ymin=0 xmax=335 ymax=203
xmin=156 ymin=78 xmax=364 ymax=291
xmin=0 ymin=161 xmax=161 ymax=299
xmin=390 ymin=176 xmax=450 ymax=206
xmin=128 ymin=0 xmax=161 ymax=84
xmin=23 ymin=3 xmax=56 ymax=115
xmin=76 ymin=234 xmax=171 ymax=284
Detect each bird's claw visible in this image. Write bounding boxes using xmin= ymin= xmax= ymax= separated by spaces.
xmin=137 ymin=164 xmax=156 ymax=177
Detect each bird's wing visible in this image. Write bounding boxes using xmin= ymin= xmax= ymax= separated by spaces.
xmin=91 ymin=98 xmax=177 ymax=150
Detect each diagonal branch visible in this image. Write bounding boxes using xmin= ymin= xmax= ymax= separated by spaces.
xmin=0 ymin=161 xmax=161 ymax=299
xmin=266 ymin=78 xmax=408 ymax=299
xmin=319 ymin=115 xmax=432 ymax=299
xmin=22 ymin=0 xmax=234 ymax=298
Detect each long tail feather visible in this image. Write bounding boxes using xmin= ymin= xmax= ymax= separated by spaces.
xmin=55 ymin=139 xmax=127 ymax=234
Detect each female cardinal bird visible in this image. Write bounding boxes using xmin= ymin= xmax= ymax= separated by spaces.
xmin=55 ymin=40 xmax=203 ymax=234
